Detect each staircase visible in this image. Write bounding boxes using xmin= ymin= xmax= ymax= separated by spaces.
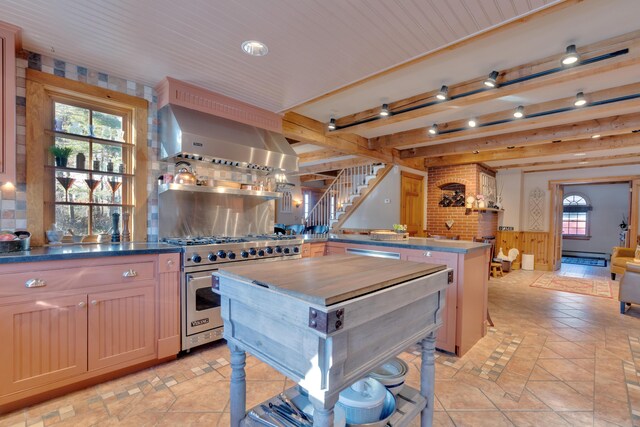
xmin=306 ymin=163 xmax=392 ymax=233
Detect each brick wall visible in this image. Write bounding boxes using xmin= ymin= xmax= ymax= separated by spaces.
xmin=427 ymin=164 xmax=498 ymax=241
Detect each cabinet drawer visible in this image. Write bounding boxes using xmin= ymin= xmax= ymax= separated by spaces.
xmin=0 ymin=260 xmax=156 ymax=297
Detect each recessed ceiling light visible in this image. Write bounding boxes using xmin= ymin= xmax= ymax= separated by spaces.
xmin=468 ymin=118 xmax=477 ymax=128
xmin=436 ymin=85 xmax=449 ymax=101
xmin=327 ymin=118 xmax=336 ymax=131
xmin=241 ymin=40 xmax=268 ymax=56
xmin=513 ymin=106 xmax=525 ymax=119
xmin=380 ymin=103 xmax=390 ymax=117
xmin=574 ymin=92 xmax=587 ymax=107
xmin=579 ymin=161 xmax=589 ymax=165
xmin=562 ymin=44 xmax=580 ymax=66
xmin=472 ymin=150 xmax=480 ymax=154
xmin=428 ymin=124 xmax=438 ymax=135
xmin=591 ymin=134 xmax=601 ymax=139
xmin=484 ymin=71 xmax=499 ymax=88
xmin=574 ymin=152 xmax=586 ymax=156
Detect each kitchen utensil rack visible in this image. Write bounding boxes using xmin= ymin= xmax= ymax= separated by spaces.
xmin=158 ymin=183 xmax=282 ymax=199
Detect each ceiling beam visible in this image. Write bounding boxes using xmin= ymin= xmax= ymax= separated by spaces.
xmin=299 ymin=173 xmax=338 ymax=182
xmin=298 ymin=158 xmax=373 ymax=174
xmin=522 ymin=160 xmax=640 ymax=174
xmin=423 ymin=133 xmax=640 ymax=167
xmin=282 ymin=112 xmax=424 ymax=170
xmin=298 ymin=149 xmax=345 ymax=163
xmin=493 ymin=153 xmax=640 ymax=170
xmin=328 ymin=29 xmax=640 ymax=136
xmin=373 ymin=83 xmax=640 ymax=150
xmin=402 ymin=113 xmax=640 ymax=159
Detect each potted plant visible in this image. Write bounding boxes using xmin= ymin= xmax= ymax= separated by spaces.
xmin=49 ymin=145 xmax=73 ymax=167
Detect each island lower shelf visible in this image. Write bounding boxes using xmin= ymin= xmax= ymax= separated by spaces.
xmin=241 ymin=383 xmax=427 ymax=427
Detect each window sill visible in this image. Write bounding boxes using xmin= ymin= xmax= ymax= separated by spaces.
xmin=562 ymin=235 xmax=591 ymax=240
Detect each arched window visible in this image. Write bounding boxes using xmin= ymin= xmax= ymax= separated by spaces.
xmin=562 ymin=194 xmax=592 ymax=238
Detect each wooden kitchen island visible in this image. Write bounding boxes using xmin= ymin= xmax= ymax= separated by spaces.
xmin=216 ymin=255 xmax=452 ymax=427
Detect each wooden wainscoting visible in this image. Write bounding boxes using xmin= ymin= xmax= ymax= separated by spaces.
xmin=495 ymin=231 xmax=551 ymax=271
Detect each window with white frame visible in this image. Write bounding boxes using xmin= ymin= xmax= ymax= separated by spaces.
xmin=303 ymin=193 xmax=310 ymax=219
xmin=562 ymin=194 xmax=592 ymax=238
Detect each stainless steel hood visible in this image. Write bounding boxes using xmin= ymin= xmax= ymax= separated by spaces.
xmin=159 ymin=104 xmax=298 ymax=172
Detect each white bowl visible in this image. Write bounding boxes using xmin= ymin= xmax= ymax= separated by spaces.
xmin=368 ymin=357 xmax=408 ymax=396
xmin=46 ymin=230 xmax=64 ymax=244
xmin=347 ymin=390 xmax=396 ymax=427
xmin=338 ymin=379 xmax=387 ymax=424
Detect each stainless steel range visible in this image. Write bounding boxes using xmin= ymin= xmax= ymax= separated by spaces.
xmin=164 ymin=235 xmax=303 ymax=351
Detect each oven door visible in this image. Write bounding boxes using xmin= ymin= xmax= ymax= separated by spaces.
xmin=186 ymin=270 xmax=222 ymax=336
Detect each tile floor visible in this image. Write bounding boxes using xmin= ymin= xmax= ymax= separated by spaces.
xmin=1 ymin=264 xmax=639 ymax=426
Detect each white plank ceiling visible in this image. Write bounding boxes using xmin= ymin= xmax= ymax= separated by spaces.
xmin=1 ymin=0 xmax=558 ymax=113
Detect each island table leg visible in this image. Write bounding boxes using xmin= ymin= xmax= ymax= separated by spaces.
xmin=420 ymin=332 xmax=436 ymax=427
xmin=310 ymin=396 xmax=338 ymax=427
xmin=229 ymin=346 xmax=247 ymax=427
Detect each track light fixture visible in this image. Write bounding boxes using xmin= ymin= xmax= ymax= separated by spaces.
xmin=380 ymin=103 xmax=390 ymax=117
xmin=513 ymin=106 xmax=525 ymax=118
xmin=428 ymin=124 xmax=438 ymax=135
xmin=484 ymin=71 xmax=499 ymax=88
xmin=327 ymin=118 xmax=336 ymax=131
xmin=436 ymin=85 xmax=449 ymax=101
xmin=468 ymin=118 xmax=477 ymax=128
xmin=561 ymin=44 xmax=580 ymax=66
xmin=591 ymin=134 xmax=601 ymax=139
xmin=574 ymin=92 xmax=587 ymax=107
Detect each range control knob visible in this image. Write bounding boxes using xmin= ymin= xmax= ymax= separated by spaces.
xmin=208 ymin=253 xmax=217 ymax=262
xmin=191 ymin=254 xmax=202 ymax=263
xmin=258 ymin=249 xmax=265 ymax=257
xmin=249 ymin=248 xmax=257 ymax=256
xmin=227 ymin=251 xmax=236 ymax=260
xmin=266 ymin=247 xmax=273 ymax=254
xmin=284 ymin=247 xmax=290 ymax=254
xmin=217 ymin=250 xmax=227 ymax=259
xmin=275 ymin=246 xmax=282 ymax=253
xmin=293 ymin=247 xmax=300 ymax=253
xmin=240 ymin=250 xmax=249 ymax=258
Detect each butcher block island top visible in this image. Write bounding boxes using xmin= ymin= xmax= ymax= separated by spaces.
xmin=218 ymin=254 xmax=446 ymax=305
xmin=216 ymin=255 xmax=451 ymax=427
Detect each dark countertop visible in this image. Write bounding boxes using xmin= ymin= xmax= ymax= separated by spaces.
xmin=0 ymin=242 xmax=182 ymax=264
xmin=328 ymin=234 xmax=490 ymax=254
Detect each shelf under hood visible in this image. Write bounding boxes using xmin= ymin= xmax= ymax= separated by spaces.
xmin=159 ymin=104 xmax=298 ymax=172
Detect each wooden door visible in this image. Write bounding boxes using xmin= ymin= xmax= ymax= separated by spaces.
xmin=402 ymin=250 xmax=457 ymax=353
xmin=88 ymin=286 xmax=155 ymax=371
xmin=549 ymin=184 xmax=564 ymax=271
xmin=401 ymin=172 xmax=424 ymax=236
xmin=0 ymin=295 xmax=88 ymax=395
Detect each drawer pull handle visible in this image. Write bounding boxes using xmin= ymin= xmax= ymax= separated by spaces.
xmin=78 ymin=301 xmax=86 ymax=308
xmin=91 ymin=300 xmax=98 ymax=306
xmin=123 ymin=269 xmax=138 ymax=278
xmin=25 ymin=278 xmax=46 ymax=288
xmin=424 ymin=251 xmax=432 ymax=257
xmin=167 ymin=259 xmax=174 ymax=266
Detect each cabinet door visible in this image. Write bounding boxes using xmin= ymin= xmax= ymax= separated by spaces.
xmin=0 ymin=295 xmax=88 ymax=395
xmin=310 ymin=243 xmax=326 ymax=257
xmin=402 ymin=250 xmax=458 ymax=353
xmin=88 ymin=286 xmax=155 ymax=371
xmin=325 ymin=242 xmax=346 ymax=255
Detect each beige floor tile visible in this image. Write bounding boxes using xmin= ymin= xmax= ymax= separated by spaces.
xmin=537 ymin=358 xmax=594 ymax=382
xmin=526 ymin=381 xmax=594 ymax=411
xmin=169 ymin=381 xmax=230 ymax=412
xmin=435 ymin=381 xmax=497 ymax=410
xmin=448 ymin=410 xmax=513 ymax=426
xmin=594 ymin=396 xmax=633 ymax=427
xmin=157 ymin=412 xmax=223 ymax=426
xmin=504 ymin=411 xmax=571 ymax=426
xmin=558 ymin=411 xmax=594 ymax=426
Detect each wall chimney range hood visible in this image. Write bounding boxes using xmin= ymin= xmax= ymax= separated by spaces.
xmin=159 ymin=104 xmax=298 ymax=172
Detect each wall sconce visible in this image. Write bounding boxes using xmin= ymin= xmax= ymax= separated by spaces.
xmin=294 ymin=199 xmax=302 ymax=208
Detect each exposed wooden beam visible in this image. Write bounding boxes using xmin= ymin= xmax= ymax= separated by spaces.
xmin=403 ymin=113 xmax=640 ymax=159
xmin=493 ymin=153 xmax=640 ymax=170
xmin=423 ymin=133 xmax=640 ymax=167
xmin=523 ymin=160 xmax=640 ymax=174
xmin=374 ymin=84 xmax=640 ymax=150
xmin=298 ymin=149 xmax=345 ymax=163
xmin=299 ymin=173 xmax=338 ymax=182
xmin=282 ymin=112 xmax=424 ymax=170
xmin=299 ymin=158 xmax=374 ymax=175
xmin=330 ymin=29 xmax=640 ymax=135
xmin=283 ymin=0 xmax=579 ymax=113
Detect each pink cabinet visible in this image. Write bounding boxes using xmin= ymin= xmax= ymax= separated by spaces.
xmin=0 ymin=21 xmax=19 ymax=183
xmin=0 ymin=294 xmax=88 ymax=396
xmin=0 ymin=252 xmax=181 ymax=411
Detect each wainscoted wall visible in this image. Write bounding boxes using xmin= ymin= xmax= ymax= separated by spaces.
xmin=495 ymin=230 xmax=550 ymax=270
